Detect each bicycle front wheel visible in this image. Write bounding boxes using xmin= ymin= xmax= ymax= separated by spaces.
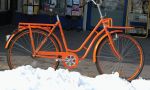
xmin=7 ymin=29 xmax=60 ymax=69
xmin=95 ymin=34 xmax=144 ymax=81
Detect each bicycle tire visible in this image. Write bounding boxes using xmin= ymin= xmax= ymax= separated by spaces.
xmin=95 ymin=34 xmax=144 ymax=81
xmin=7 ymin=28 xmax=61 ymax=69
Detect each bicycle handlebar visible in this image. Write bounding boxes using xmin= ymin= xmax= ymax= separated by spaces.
xmin=90 ymin=0 xmax=103 ymax=18
xmin=80 ymin=0 xmax=103 ymax=18
xmin=55 ymin=0 xmax=103 ymax=21
xmin=80 ymin=0 xmax=102 ymax=8
xmin=91 ymin=0 xmax=97 ymax=5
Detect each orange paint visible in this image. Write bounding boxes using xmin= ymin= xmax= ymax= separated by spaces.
xmin=5 ymin=18 xmax=135 ymax=68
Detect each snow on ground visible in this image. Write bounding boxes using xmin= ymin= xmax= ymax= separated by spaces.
xmin=0 ymin=65 xmax=150 ymax=90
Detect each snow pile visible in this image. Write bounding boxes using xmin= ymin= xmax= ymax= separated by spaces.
xmin=0 ymin=65 xmax=150 ymax=90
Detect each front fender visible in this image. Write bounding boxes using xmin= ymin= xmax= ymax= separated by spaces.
xmin=93 ymin=30 xmax=123 ymax=63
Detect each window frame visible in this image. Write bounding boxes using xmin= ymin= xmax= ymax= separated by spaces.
xmin=23 ymin=0 xmax=40 ymax=14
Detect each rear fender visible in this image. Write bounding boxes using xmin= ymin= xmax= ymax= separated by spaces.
xmin=5 ymin=28 xmax=63 ymax=51
xmin=5 ymin=28 xmax=28 ymax=49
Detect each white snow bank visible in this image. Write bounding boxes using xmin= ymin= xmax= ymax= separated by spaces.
xmin=0 ymin=65 xmax=149 ymax=90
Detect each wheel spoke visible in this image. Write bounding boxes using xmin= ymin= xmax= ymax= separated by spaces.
xmin=14 ymin=42 xmax=32 ymax=54
xmin=96 ymin=34 xmax=144 ymax=81
xmin=7 ymin=29 xmax=60 ymax=69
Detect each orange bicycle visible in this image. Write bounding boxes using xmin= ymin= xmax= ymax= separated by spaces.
xmin=5 ymin=0 xmax=144 ymax=81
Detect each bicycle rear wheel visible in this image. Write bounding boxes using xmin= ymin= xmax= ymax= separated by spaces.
xmin=95 ymin=34 xmax=144 ymax=81
xmin=7 ymin=29 xmax=61 ymax=69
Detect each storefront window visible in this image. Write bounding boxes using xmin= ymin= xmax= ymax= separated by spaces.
xmin=40 ymin=0 xmax=83 ymax=16
xmin=66 ymin=0 xmax=83 ymax=16
xmin=101 ymin=0 xmax=124 ymax=11
xmin=23 ymin=0 xmax=40 ymax=14
xmin=131 ymin=0 xmax=149 ymax=14
xmin=41 ymin=0 xmax=66 ymax=16
xmin=18 ymin=0 xmax=83 ymax=16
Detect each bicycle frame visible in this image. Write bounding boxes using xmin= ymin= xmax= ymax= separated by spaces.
xmin=5 ymin=0 xmax=133 ymax=63
xmin=5 ymin=16 xmax=133 ymax=63
xmin=4 ymin=0 xmax=144 ymax=81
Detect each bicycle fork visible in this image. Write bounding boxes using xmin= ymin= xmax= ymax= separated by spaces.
xmin=105 ymin=29 xmax=122 ymax=60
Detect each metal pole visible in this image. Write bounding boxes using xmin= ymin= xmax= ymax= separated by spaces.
xmin=83 ymin=4 xmax=88 ymax=31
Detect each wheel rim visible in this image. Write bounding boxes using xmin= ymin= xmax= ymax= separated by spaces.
xmin=8 ymin=30 xmax=59 ymax=69
xmin=96 ymin=34 xmax=143 ymax=81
